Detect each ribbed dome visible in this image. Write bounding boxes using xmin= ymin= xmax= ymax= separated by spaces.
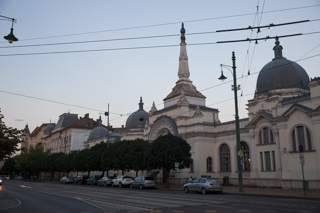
xmin=44 ymin=124 xmax=55 ymax=134
xmin=88 ymin=123 xmax=108 ymax=141
xmin=125 ymin=97 xmax=149 ymax=132
xmin=256 ymin=37 xmax=309 ymax=94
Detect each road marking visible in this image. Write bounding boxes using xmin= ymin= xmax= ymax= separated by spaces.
xmin=150 ymin=210 xmax=162 ymax=212
xmin=0 ymin=199 xmax=22 ymax=211
xmin=75 ymin=198 xmax=107 ymax=210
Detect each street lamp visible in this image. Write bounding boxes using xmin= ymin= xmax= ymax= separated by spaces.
xmin=1 ymin=15 xmax=18 ymax=43
xmin=218 ymin=51 xmax=243 ymax=192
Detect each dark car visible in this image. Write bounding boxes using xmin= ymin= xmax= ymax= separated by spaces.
xmin=86 ymin=175 xmax=101 ymax=185
xmin=74 ymin=175 xmax=89 ymax=185
xmin=98 ymin=177 xmax=112 ymax=186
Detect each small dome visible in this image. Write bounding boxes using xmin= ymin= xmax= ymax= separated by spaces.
xmin=44 ymin=124 xmax=55 ymax=134
xmin=125 ymin=97 xmax=149 ymax=132
xmin=256 ymin=38 xmax=309 ymax=94
xmin=88 ymin=122 xmax=108 ymax=141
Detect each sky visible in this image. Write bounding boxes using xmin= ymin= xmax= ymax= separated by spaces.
xmin=1 ymin=0 xmax=319 ymax=133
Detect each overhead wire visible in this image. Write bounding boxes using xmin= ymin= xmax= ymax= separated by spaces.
xmin=1 ymin=4 xmax=318 ymax=44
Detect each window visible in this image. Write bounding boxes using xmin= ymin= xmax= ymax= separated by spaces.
xmin=220 ymin=144 xmax=230 ymax=172
xmin=272 ymin=151 xmax=276 ymax=171
xmin=292 ymin=125 xmax=313 ymax=151
xmin=260 ymin=152 xmax=264 ymax=171
xmin=259 ymin=127 xmax=274 ymax=144
xmin=206 ymin=157 xmax=212 ymax=172
xmin=190 ymin=159 xmax=194 ymax=172
xmin=265 ymin=151 xmax=271 ymax=171
xmin=241 ymin=142 xmax=250 ymax=171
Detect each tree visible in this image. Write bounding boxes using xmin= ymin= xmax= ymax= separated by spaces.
xmin=127 ymin=139 xmax=150 ymax=177
xmin=1 ymin=157 xmax=18 ymax=178
xmin=0 ymin=110 xmax=21 ymax=161
xmin=145 ymin=134 xmax=192 ymax=187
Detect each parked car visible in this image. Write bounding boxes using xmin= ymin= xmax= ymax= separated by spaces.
xmin=14 ymin=175 xmax=23 ymax=180
xmin=60 ymin=176 xmax=74 ymax=184
xmin=183 ymin=178 xmax=223 ymax=194
xmin=112 ymin=175 xmax=132 ymax=187
xmin=86 ymin=175 xmax=101 ymax=185
xmin=130 ymin=176 xmax=155 ymax=189
xmin=74 ymin=175 xmax=89 ymax=185
xmin=98 ymin=177 xmax=112 ymax=186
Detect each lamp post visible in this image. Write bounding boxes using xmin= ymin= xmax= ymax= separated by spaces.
xmin=0 ymin=15 xmax=18 ymax=43
xmin=218 ymin=51 xmax=243 ymax=192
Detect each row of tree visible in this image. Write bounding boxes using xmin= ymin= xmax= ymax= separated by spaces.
xmin=2 ymin=134 xmax=192 ymax=187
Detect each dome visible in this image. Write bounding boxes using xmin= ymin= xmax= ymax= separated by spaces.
xmin=256 ymin=37 xmax=309 ymax=94
xmin=87 ymin=122 xmax=108 ymax=141
xmin=44 ymin=124 xmax=55 ymax=134
xmin=125 ymin=97 xmax=149 ymax=132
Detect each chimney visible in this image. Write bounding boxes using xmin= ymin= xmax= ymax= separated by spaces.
xmin=85 ymin=113 xmax=89 ymax=118
xmin=121 ymin=125 xmax=124 ymax=129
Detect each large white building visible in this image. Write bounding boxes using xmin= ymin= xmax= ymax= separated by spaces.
xmin=123 ymin=23 xmax=320 ymax=189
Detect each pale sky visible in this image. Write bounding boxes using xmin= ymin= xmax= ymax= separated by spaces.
xmin=1 ymin=0 xmax=319 ymax=133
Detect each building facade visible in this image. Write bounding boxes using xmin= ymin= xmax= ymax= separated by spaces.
xmin=123 ymin=24 xmax=320 ymax=189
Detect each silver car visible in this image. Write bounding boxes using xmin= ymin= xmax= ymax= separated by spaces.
xmin=183 ymin=178 xmax=223 ymax=194
xmin=111 ymin=175 xmax=132 ymax=187
xmin=98 ymin=177 xmax=112 ymax=186
xmin=60 ymin=176 xmax=74 ymax=184
xmin=130 ymin=176 xmax=155 ymax=189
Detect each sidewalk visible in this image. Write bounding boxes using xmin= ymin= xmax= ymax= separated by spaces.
xmin=156 ymin=183 xmax=320 ymax=200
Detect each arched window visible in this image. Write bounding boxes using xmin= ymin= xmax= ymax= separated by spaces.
xmin=241 ymin=141 xmax=250 ymax=171
xmin=220 ymin=144 xmax=230 ymax=172
xmin=259 ymin=127 xmax=274 ymax=144
xmin=206 ymin=157 xmax=212 ymax=172
xmin=292 ymin=125 xmax=313 ymax=151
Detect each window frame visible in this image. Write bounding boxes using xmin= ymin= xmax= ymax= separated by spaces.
xmin=219 ymin=144 xmax=231 ymax=172
xmin=258 ymin=127 xmax=274 ymax=145
xmin=291 ymin=125 xmax=313 ymax=151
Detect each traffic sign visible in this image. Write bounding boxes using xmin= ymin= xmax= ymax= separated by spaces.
xmin=237 ymin=150 xmax=243 ymax=158
xmin=299 ymin=145 xmax=304 ymax=153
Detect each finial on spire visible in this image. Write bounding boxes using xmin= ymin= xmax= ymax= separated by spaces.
xmin=180 ymin=22 xmax=186 ymax=43
xmin=139 ymin=97 xmax=144 ymax=111
xmin=273 ymin=36 xmax=284 ymax=60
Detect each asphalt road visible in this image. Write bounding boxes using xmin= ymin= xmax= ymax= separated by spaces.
xmin=0 ymin=180 xmax=319 ymax=213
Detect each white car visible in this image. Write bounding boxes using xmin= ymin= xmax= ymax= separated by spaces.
xmin=111 ymin=175 xmax=132 ymax=187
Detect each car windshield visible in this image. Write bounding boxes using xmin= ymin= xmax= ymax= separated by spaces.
xmin=207 ymin=179 xmax=217 ymax=182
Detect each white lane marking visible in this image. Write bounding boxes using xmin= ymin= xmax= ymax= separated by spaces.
xmin=74 ymin=197 xmax=107 ymax=210
xmin=0 ymin=199 xmax=22 ymax=211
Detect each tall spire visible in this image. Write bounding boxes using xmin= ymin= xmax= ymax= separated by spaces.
xmin=273 ymin=36 xmax=285 ymax=60
xmin=138 ymin=97 xmax=144 ymax=111
xmin=178 ymin=22 xmax=190 ymax=82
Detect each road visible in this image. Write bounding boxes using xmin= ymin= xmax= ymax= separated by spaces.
xmin=0 ymin=180 xmax=319 ymax=213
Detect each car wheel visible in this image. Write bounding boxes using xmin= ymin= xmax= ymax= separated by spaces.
xmin=64 ymin=181 xmax=66 ymax=184
xmin=119 ymin=183 xmax=122 ymax=188
xmin=104 ymin=183 xmax=107 ymax=187
xmin=184 ymin=187 xmax=189 ymax=193
xmin=86 ymin=182 xmax=89 ymax=185
xmin=79 ymin=182 xmax=81 ymax=185
xmin=111 ymin=182 xmax=114 ymax=187
xmin=139 ymin=185 xmax=143 ymax=190
xmin=201 ymin=188 xmax=206 ymax=194
xmin=130 ymin=184 xmax=133 ymax=189
xmin=92 ymin=182 xmax=94 ymax=185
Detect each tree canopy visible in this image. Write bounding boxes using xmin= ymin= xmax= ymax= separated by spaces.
xmin=145 ymin=134 xmax=192 ymax=187
xmin=0 ymin=110 xmax=21 ymax=161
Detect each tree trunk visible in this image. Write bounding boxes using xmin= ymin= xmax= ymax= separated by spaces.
xmin=165 ymin=168 xmax=170 ymax=188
